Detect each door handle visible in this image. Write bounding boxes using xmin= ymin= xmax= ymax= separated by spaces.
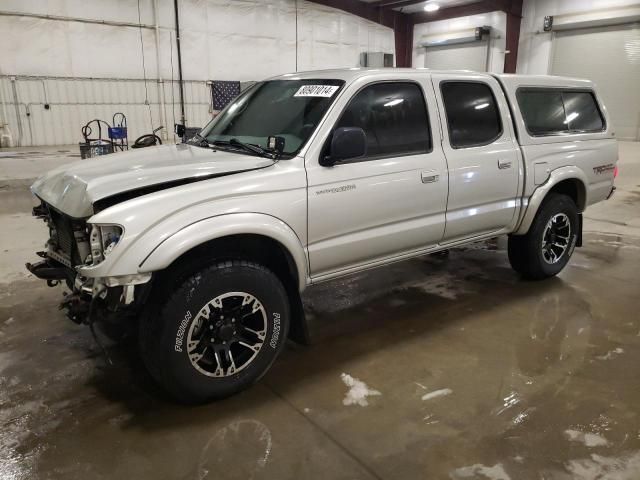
xmin=421 ymin=172 xmax=439 ymax=184
xmin=498 ymin=159 xmax=512 ymax=170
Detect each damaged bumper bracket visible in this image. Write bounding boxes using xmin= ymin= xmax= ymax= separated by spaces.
xmin=25 ymin=257 xmax=73 ymax=287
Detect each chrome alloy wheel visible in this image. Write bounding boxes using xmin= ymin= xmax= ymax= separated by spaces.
xmin=186 ymin=292 xmax=267 ymax=377
xmin=541 ymin=213 xmax=572 ymax=265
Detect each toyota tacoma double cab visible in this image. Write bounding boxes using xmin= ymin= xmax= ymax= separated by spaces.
xmin=27 ymin=68 xmax=617 ymax=403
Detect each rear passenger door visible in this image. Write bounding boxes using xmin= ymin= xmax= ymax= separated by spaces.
xmin=432 ymin=74 xmax=521 ymax=242
xmin=306 ymin=79 xmax=449 ymax=278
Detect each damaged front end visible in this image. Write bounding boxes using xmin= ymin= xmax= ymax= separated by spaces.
xmin=26 ymin=200 xmax=152 ymax=327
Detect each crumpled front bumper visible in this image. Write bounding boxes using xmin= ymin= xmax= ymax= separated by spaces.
xmin=27 ymin=249 xmax=153 ymax=325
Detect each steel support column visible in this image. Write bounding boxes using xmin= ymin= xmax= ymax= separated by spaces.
xmin=504 ymin=0 xmax=523 ymax=73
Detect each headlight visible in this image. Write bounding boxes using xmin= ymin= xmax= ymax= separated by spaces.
xmin=89 ymin=224 xmax=123 ymax=265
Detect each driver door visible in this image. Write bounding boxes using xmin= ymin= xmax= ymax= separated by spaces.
xmin=305 ymin=77 xmax=449 ymax=280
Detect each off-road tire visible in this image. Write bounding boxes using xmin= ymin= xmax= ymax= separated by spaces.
xmin=508 ymin=193 xmax=578 ymax=280
xmin=139 ymin=260 xmax=290 ymax=403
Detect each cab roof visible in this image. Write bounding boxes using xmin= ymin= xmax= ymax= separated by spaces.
xmin=269 ymin=68 xmax=595 ymax=90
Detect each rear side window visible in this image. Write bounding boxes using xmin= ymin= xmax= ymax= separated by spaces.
xmin=517 ymin=89 xmax=604 ymax=136
xmin=562 ymin=92 xmax=605 ymax=131
xmin=335 ymin=82 xmax=431 ymax=159
xmin=440 ymin=82 xmax=502 ymax=149
xmin=516 ymin=90 xmax=567 ymax=135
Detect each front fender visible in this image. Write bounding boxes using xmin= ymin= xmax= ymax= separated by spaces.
xmin=139 ymin=213 xmax=309 ymax=291
xmin=514 ymin=166 xmax=588 ymax=235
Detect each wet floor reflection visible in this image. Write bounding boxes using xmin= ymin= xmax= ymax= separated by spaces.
xmin=1 ymin=233 xmax=639 ymax=479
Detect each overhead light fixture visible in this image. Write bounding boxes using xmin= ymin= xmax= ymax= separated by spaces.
xmin=424 ymin=2 xmax=440 ymax=12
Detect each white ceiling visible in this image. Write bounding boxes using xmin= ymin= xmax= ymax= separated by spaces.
xmin=359 ymin=0 xmax=483 ymax=15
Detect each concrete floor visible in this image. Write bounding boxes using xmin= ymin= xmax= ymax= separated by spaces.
xmin=1 ymin=142 xmax=639 ymax=479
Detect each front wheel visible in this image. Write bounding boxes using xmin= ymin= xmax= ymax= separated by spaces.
xmin=508 ymin=193 xmax=578 ymax=280
xmin=140 ymin=260 xmax=290 ymax=403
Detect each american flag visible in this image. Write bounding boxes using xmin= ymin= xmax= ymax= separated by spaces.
xmin=212 ymin=80 xmax=241 ymax=110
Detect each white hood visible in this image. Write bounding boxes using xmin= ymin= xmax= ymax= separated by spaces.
xmin=31 ymin=144 xmax=274 ymax=218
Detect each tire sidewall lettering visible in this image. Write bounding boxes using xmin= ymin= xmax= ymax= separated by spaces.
xmin=174 ymin=310 xmax=192 ymax=353
xmin=269 ymin=312 xmax=281 ymax=349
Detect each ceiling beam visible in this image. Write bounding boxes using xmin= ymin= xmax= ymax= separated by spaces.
xmin=368 ymin=0 xmax=427 ymax=7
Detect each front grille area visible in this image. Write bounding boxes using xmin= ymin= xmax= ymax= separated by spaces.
xmin=50 ymin=209 xmax=75 ymax=259
xmin=36 ymin=203 xmax=88 ymax=266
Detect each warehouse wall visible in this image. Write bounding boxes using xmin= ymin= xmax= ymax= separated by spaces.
xmin=0 ymin=0 xmax=394 ymax=146
xmin=517 ymin=0 xmax=640 ymax=74
xmin=412 ymin=11 xmax=507 ymax=73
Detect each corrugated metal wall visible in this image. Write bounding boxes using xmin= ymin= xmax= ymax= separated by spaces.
xmin=0 ymin=75 xmax=212 ymax=146
xmin=0 ymin=0 xmax=395 ymax=147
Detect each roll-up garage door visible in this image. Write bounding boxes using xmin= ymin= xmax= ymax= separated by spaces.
xmin=551 ymin=23 xmax=640 ymax=141
xmin=424 ymin=40 xmax=489 ymax=72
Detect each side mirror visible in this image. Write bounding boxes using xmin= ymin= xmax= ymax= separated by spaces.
xmin=174 ymin=123 xmax=186 ymax=137
xmin=321 ymin=127 xmax=366 ymax=166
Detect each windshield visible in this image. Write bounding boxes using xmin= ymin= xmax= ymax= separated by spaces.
xmin=199 ymin=79 xmax=345 ymax=157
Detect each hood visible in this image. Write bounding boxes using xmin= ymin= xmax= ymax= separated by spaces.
xmin=31 ymin=144 xmax=274 ymax=218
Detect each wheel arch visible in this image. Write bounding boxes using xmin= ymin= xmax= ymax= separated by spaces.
xmin=548 ymin=178 xmax=586 ymax=212
xmin=140 ymin=213 xmax=308 ymax=291
xmin=515 ymin=167 xmax=588 ymax=235
xmin=141 ymin=214 xmax=310 ymax=344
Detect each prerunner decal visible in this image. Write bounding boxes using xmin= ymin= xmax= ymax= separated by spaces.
xmin=270 ymin=313 xmax=281 ymax=349
xmin=294 ymin=85 xmax=339 ymax=97
xmin=175 ymin=310 xmax=192 ymax=352
xmin=593 ymin=164 xmax=615 ymax=174
xmin=315 ymin=184 xmax=356 ymax=195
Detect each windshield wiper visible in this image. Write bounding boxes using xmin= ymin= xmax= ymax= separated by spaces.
xmin=212 ymin=139 xmax=275 ymax=159
xmin=229 ymin=138 xmax=273 ymax=157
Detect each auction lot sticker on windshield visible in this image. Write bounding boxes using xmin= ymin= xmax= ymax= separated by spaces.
xmin=294 ymin=85 xmax=339 ymax=97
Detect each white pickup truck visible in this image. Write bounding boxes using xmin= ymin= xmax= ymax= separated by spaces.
xmin=27 ymin=68 xmax=617 ymax=403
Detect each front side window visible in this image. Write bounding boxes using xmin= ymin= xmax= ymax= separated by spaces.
xmin=517 ymin=88 xmax=605 ymax=136
xmin=441 ymin=82 xmax=503 ymax=149
xmin=200 ymin=79 xmax=344 ymax=157
xmin=335 ymin=82 xmax=431 ymax=159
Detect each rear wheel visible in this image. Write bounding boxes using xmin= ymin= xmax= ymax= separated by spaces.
xmin=139 ymin=260 xmax=290 ymax=403
xmin=508 ymin=193 xmax=578 ymax=280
